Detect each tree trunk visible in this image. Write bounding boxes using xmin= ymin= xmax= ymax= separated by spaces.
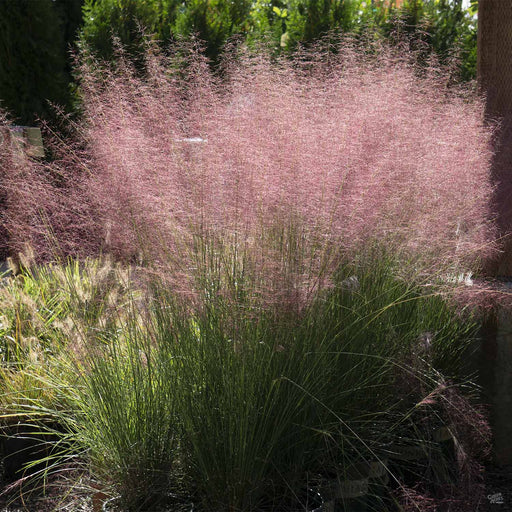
xmin=478 ymin=0 xmax=512 ymax=466
xmin=479 ymin=0 xmax=512 ymax=275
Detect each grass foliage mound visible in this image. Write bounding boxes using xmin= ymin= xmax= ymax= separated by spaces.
xmin=0 ymin=39 xmax=496 ymax=511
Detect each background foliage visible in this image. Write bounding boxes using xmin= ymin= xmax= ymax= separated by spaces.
xmin=0 ymin=0 xmax=82 ymax=125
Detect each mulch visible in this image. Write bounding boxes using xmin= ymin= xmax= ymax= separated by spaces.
xmin=0 ymin=464 xmax=510 ymax=511
xmin=484 ymin=464 xmax=512 ymax=512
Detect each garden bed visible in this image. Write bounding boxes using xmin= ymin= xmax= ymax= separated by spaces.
xmin=0 ymin=37 xmax=500 ymax=512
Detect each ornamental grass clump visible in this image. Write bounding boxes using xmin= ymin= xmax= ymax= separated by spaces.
xmin=0 ymin=39 xmax=497 ymax=511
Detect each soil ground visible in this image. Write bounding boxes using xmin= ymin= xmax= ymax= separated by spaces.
xmin=485 ymin=464 xmax=512 ymax=512
xmin=0 ymin=465 xmax=510 ymax=512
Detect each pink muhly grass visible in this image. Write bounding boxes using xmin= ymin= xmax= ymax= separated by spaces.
xmin=394 ymin=381 xmax=490 ymax=511
xmin=0 ymin=110 xmax=63 ymax=260
xmin=1 ymin=39 xmax=498 ymax=305
xmin=0 ymin=114 xmax=101 ymax=261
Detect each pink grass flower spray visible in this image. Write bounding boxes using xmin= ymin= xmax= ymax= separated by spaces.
xmin=0 ymin=38 xmax=498 ymax=307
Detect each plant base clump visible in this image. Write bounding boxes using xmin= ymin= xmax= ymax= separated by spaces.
xmin=0 ymin=253 xmax=492 ymax=512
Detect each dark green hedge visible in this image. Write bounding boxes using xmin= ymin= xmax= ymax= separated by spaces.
xmin=0 ymin=0 xmax=82 ymax=125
